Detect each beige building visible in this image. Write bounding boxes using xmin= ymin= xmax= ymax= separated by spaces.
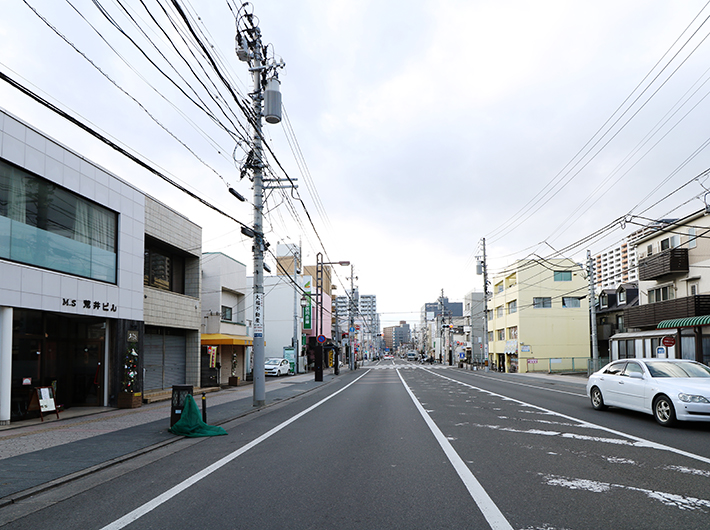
xmin=620 ymin=210 xmax=710 ymax=365
xmin=488 ymin=258 xmax=590 ymax=373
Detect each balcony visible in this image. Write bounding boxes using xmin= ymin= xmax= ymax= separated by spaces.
xmin=624 ymin=295 xmax=710 ymax=329
xmin=638 ymin=248 xmax=688 ymax=281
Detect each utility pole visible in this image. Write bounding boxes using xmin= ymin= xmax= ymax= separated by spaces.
xmin=478 ymin=238 xmax=490 ymax=371
xmin=235 ymin=7 xmax=284 ymax=407
xmin=292 ymin=242 xmax=301 ymax=374
xmin=588 ymin=250 xmax=599 ymax=371
xmin=349 ymin=265 xmax=356 ymax=370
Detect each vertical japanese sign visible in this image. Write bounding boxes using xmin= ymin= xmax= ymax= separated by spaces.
xmin=254 ymin=292 xmax=264 ymax=338
xmin=208 ymin=346 xmax=218 ymax=368
xmin=303 ymin=278 xmax=312 ymax=330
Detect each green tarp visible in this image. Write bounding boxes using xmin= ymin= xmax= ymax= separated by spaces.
xmin=169 ymin=394 xmax=227 ymax=437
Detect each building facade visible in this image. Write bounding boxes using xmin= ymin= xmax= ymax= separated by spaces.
xmin=619 ymin=211 xmax=710 ymax=365
xmin=594 ymin=241 xmax=638 ymax=291
xmin=200 ymin=252 xmax=251 ymax=387
xmin=487 ymin=258 xmax=590 ymax=373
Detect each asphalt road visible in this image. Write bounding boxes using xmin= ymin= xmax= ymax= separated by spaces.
xmin=3 ymin=360 xmax=710 ymax=530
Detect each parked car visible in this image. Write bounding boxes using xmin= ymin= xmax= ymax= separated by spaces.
xmin=407 ymin=351 xmax=417 ymax=361
xmin=265 ymin=358 xmax=290 ymax=377
xmin=586 ymin=358 xmax=710 ymax=426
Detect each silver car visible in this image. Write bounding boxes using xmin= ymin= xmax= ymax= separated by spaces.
xmin=265 ymin=358 xmax=290 ymax=377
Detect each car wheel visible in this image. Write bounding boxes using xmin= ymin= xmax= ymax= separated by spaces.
xmin=590 ymin=386 xmax=607 ymax=411
xmin=653 ymin=395 xmax=676 ymax=426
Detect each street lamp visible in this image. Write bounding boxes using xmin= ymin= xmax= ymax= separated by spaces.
xmin=314 ymin=253 xmax=350 ymax=380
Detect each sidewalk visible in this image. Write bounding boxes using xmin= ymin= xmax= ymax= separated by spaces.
xmin=0 ymin=369 xmax=344 ymax=505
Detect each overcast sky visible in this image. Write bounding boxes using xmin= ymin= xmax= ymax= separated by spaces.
xmin=2 ymin=1 xmax=710 ymax=327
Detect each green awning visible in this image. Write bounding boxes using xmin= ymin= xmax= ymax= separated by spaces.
xmin=657 ymin=315 xmax=710 ymax=329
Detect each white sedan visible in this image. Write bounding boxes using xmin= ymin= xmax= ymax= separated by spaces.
xmin=265 ymin=358 xmax=290 ymax=377
xmin=587 ymin=358 xmax=710 ymax=426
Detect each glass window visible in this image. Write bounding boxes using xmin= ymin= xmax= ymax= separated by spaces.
xmin=618 ymin=340 xmax=635 ymax=359
xmin=144 ymin=240 xmax=185 ymax=294
xmin=554 ymin=271 xmax=572 ymax=281
xmin=562 ymin=297 xmax=580 ymax=308
xmin=623 ymin=362 xmax=643 ymax=376
xmin=604 ymin=361 xmax=626 ymax=375
xmin=533 ymin=297 xmax=552 ymax=308
xmin=688 ymin=227 xmax=697 ymax=249
xmin=507 ymin=300 xmax=517 ymax=314
xmin=600 ymin=293 xmax=608 ymax=308
xmin=496 ymin=329 xmax=505 ymax=341
xmin=0 ymin=158 xmax=117 ymax=282
xmin=618 ymin=290 xmax=626 ymax=303
xmin=496 ymin=306 xmax=504 ymax=318
xmin=221 ymin=306 xmax=232 ymax=321
xmin=661 ymin=238 xmax=670 ymax=251
xmin=496 ymin=282 xmax=504 ymax=294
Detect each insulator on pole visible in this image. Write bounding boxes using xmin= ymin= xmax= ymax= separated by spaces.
xmin=264 ymin=77 xmax=282 ymax=124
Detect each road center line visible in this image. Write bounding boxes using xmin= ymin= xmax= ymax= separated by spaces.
xmin=100 ymin=371 xmax=371 ymax=530
xmin=423 ymin=368 xmax=710 ymax=466
xmin=396 ymin=369 xmax=514 ymax=530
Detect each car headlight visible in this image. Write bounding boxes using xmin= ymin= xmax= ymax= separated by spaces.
xmin=678 ymin=393 xmax=710 ymax=403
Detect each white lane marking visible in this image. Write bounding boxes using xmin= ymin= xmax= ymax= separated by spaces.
xmin=396 ymin=369 xmax=514 ymax=530
xmin=100 ymin=371 xmax=371 ymax=530
xmin=468 ymin=372 xmax=587 ymax=398
xmin=541 ymin=473 xmax=710 ymax=512
xmin=422 ymin=369 xmax=710 ymax=466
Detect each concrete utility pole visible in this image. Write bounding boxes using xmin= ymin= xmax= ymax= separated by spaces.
xmin=588 ymin=250 xmax=600 ymax=371
xmin=478 ymin=238 xmax=490 ymax=371
xmin=349 ymin=265 xmax=357 ymax=370
xmin=292 ymin=243 xmax=301 ymax=374
xmin=235 ymin=7 xmax=284 ymax=407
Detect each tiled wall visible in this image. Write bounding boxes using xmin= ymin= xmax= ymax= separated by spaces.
xmin=0 ymin=108 xmax=145 ymax=321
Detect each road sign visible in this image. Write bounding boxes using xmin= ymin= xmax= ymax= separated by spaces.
xmin=662 ymin=336 xmax=676 ymax=347
xmin=656 ymin=346 xmax=667 ymax=358
xmin=317 ymin=334 xmax=326 ymax=344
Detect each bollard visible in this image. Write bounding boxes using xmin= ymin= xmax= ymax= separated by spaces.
xmin=202 ymin=392 xmax=207 ymax=423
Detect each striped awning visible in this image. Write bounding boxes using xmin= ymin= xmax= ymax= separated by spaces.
xmin=657 ymin=315 xmax=710 ymax=329
xmin=201 ymin=333 xmax=253 ymax=346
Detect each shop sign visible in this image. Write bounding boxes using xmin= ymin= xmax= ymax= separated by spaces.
xmin=254 ymin=293 xmax=264 ymax=338
xmin=63 ymin=297 xmax=117 ymax=313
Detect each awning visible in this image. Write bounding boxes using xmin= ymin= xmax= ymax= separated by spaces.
xmin=201 ymin=333 xmax=253 ymax=346
xmin=657 ymin=315 xmax=710 ymax=329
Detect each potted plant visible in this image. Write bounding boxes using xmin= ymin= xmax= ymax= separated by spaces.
xmin=117 ymin=347 xmax=142 ymax=408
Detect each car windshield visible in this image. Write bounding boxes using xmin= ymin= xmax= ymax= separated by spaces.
xmin=265 ymin=359 xmax=280 ymax=365
xmin=645 ymin=361 xmax=710 ymax=378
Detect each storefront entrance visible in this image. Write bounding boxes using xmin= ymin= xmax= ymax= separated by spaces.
xmin=11 ymin=309 xmax=105 ymax=420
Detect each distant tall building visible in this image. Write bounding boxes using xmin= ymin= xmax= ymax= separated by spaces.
xmin=335 ymin=292 xmax=379 ymax=336
xmin=594 ymin=241 xmax=637 ymax=291
xmin=383 ymin=321 xmax=410 ymax=350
